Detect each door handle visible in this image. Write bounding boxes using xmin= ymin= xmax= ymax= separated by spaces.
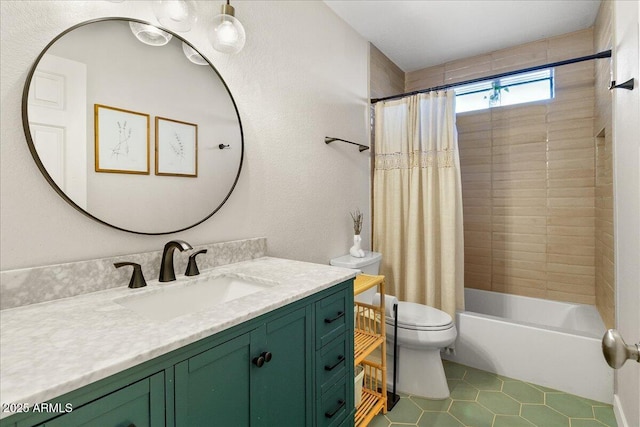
xmin=602 ymin=329 xmax=640 ymax=369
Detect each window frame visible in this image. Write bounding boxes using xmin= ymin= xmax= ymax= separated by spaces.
xmin=454 ymin=68 xmax=554 ymax=113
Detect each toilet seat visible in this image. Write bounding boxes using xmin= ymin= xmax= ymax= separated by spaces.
xmin=385 ymin=301 xmax=453 ymax=331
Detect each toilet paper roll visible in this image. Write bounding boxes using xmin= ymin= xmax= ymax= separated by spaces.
xmin=372 ymin=293 xmax=398 ymax=318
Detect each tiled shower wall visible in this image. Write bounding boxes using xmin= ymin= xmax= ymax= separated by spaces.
xmin=407 ymin=29 xmax=599 ymax=305
xmin=594 ymin=0 xmax=615 ymax=328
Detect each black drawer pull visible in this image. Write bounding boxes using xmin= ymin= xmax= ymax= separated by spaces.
xmin=261 ymin=351 xmax=273 ymax=363
xmin=325 ymin=399 xmax=345 ymax=418
xmin=324 ymin=311 xmax=344 ymax=324
xmin=324 ymin=355 xmax=345 ymax=371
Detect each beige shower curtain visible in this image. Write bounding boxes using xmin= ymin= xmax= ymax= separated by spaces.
xmin=373 ymin=91 xmax=464 ymax=318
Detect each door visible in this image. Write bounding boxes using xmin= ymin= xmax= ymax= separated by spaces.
xmin=27 ymin=53 xmax=87 ymax=208
xmin=612 ymin=1 xmax=640 ymax=426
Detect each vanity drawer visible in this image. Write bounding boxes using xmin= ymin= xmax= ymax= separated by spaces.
xmin=317 ymin=336 xmax=348 ymax=394
xmin=317 ymin=378 xmax=348 ymax=427
xmin=315 ymin=289 xmax=348 ymax=349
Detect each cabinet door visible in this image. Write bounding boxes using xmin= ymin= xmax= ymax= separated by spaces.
xmin=39 ymin=373 xmax=164 ymax=427
xmin=255 ymin=306 xmax=312 ymax=427
xmin=174 ymin=331 xmax=257 ymax=427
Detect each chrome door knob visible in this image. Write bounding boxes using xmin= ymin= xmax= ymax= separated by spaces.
xmin=602 ymin=329 xmax=640 ymax=369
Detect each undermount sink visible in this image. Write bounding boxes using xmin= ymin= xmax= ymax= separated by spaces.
xmin=115 ymin=274 xmax=277 ymax=322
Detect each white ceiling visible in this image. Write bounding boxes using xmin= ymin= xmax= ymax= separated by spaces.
xmin=324 ymin=0 xmax=602 ymax=72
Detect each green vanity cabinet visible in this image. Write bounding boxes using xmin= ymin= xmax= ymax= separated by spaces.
xmin=174 ymin=306 xmax=312 ymax=426
xmin=0 ymin=279 xmax=354 ymax=427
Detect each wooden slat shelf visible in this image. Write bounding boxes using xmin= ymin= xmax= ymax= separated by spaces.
xmin=354 ymin=274 xmax=385 ymax=295
xmin=355 ymin=388 xmax=385 ymax=427
xmin=355 ymin=329 xmax=384 ymax=365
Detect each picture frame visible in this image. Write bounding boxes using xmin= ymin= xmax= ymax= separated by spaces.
xmin=94 ymin=104 xmax=150 ymax=174
xmin=155 ymin=116 xmax=198 ymax=177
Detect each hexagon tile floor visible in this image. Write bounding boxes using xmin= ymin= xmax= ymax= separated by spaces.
xmin=369 ymin=360 xmax=616 ymax=427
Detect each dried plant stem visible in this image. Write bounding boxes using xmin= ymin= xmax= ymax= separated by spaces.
xmin=350 ymin=208 xmax=363 ymax=235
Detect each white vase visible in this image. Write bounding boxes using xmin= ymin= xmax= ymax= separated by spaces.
xmin=350 ymin=234 xmax=365 ymax=258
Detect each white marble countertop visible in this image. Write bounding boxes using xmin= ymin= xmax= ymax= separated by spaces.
xmin=0 ymin=257 xmax=356 ymax=419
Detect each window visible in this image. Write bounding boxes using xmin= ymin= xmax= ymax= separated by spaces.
xmin=454 ymin=69 xmax=554 ymax=113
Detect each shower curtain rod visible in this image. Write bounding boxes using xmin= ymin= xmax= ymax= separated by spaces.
xmin=371 ymin=50 xmax=612 ymax=104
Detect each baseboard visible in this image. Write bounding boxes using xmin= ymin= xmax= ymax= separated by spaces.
xmin=614 ymin=394 xmax=630 ymax=427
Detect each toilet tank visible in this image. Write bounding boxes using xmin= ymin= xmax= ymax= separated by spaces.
xmin=330 ymin=251 xmax=382 ymax=304
xmin=329 ymin=251 xmax=382 ymax=275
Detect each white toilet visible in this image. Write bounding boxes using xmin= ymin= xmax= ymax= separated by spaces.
xmin=330 ymin=251 xmax=457 ymax=400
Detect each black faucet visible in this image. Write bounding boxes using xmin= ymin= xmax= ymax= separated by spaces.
xmin=159 ymin=240 xmax=193 ymax=282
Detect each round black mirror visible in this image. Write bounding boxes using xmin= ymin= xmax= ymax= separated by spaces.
xmin=22 ymin=18 xmax=244 ymax=234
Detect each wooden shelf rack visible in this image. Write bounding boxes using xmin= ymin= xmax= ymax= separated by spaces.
xmin=353 ymin=274 xmax=387 ymax=427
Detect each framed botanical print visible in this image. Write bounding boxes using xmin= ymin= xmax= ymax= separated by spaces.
xmin=94 ymin=104 xmax=150 ymax=174
xmin=155 ymin=116 xmax=198 ymax=177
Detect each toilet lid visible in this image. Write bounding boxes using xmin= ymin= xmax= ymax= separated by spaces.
xmin=386 ymin=301 xmax=453 ymax=330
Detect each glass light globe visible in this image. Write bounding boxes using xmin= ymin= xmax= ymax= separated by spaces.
xmin=210 ymin=14 xmax=246 ymax=54
xmin=182 ymin=42 xmax=208 ymax=65
xmin=129 ymin=22 xmax=173 ymax=46
xmin=152 ymin=0 xmax=198 ymax=32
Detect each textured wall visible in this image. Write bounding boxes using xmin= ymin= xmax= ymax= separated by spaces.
xmin=0 ymin=1 xmax=370 ymax=271
xmin=408 ymin=29 xmax=598 ymax=305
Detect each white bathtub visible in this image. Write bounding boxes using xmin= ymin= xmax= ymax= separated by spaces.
xmin=444 ymin=288 xmax=614 ymax=403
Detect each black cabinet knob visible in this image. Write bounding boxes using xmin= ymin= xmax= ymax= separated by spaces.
xmin=253 ymin=351 xmax=273 ymax=367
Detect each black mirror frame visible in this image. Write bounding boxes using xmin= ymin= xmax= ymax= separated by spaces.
xmin=22 ymin=17 xmax=244 ymax=235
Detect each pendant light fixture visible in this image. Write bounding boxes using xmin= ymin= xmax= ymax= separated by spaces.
xmin=152 ymin=0 xmax=198 ymax=32
xmin=129 ymin=22 xmax=173 ymax=46
xmin=210 ymin=0 xmax=246 ymax=54
xmin=182 ymin=42 xmax=209 ymax=65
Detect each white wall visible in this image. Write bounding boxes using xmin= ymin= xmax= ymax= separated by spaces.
xmin=0 ymin=0 xmax=371 ymax=270
xmin=612 ymin=1 xmax=640 ymax=426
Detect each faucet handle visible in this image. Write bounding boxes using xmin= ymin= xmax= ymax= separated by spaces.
xmin=185 ymin=249 xmax=207 ymax=276
xmin=114 ymin=262 xmax=147 ymax=289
